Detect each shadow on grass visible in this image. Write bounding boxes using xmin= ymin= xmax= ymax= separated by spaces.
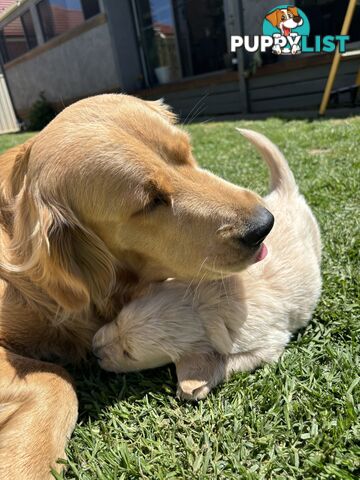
xmin=67 ymin=359 xmax=178 ymax=422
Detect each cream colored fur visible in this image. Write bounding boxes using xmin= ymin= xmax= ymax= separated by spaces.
xmin=0 ymin=94 xmax=320 ymax=477
xmin=93 ymin=129 xmax=322 ymax=400
xmin=0 ymin=95 xmax=276 ymax=477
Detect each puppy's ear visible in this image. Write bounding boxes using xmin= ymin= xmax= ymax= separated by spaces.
xmin=288 ymin=6 xmax=299 ymax=16
xmin=146 ymin=99 xmax=178 ymax=124
xmin=8 ymin=169 xmax=116 ymax=313
xmin=10 ymin=138 xmax=36 ymax=198
xmin=265 ymin=9 xmax=281 ymax=27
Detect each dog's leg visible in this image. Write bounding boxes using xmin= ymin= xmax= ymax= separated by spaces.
xmin=176 ymin=344 xmax=287 ymax=401
xmin=176 ymin=352 xmax=227 ymax=401
xmin=225 ymin=344 xmax=286 ymax=377
xmin=0 ymin=347 xmax=78 ymax=480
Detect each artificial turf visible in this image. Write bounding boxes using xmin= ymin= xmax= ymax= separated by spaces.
xmin=0 ymin=116 xmax=359 ymax=479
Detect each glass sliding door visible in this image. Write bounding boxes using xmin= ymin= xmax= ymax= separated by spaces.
xmin=134 ymin=0 xmax=229 ymax=85
xmin=134 ymin=0 xmax=182 ymax=86
xmin=173 ymin=0 xmax=228 ymax=77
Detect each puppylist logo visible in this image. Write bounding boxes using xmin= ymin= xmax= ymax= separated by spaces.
xmin=231 ymin=4 xmax=350 ymax=56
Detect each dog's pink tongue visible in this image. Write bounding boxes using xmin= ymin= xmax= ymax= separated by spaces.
xmin=255 ymin=244 xmax=268 ymax=262
xmin=283 ymin=26 xmax=290 ymax=36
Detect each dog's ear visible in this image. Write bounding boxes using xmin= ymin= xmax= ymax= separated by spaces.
xmin=265 ymin=9 xmax=281 ymax=27
xmin=6 ymin=144 xmax=116 ymax=312
xmin=288 ymin=6 xmax=299 ymax=17
xmin=10 ymin=138 xmax=36 ymax=198
xmin=146 ymin=99 xmax=178 ymax=124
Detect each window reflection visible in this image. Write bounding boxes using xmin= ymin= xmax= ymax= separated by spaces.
xmin=296 ymin=0 xmax=360 ymax=47
xmin=37 ymin=0 xmax=100 ymax=42
xmin=173 ymin=0 xmax=228 ymax=76
xmin=135 ymin=0 xmax=181 ymax=85
xmin=135 ymin=0 xmax=228 ymax=85
xmin=0 ymin=17 xmax=28 ymax=62
xmin=22 ymin=10 xmax=38 ymax=49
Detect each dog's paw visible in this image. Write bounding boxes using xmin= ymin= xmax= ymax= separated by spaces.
xmin=92 ymin=321 xmax=125 ymax=372
xmin=291 ymin=44 xmax=301 ymax=55
xmin=175 ymin=352 xmax=226 ymax=401
xmin=176 ymin=379 xmax=212 ymax=401
xmin=272 ymin=45 xmax=282 ymax=55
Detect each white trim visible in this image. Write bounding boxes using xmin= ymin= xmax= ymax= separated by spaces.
xmin=0 ymin=73 xmax=19 ymax=134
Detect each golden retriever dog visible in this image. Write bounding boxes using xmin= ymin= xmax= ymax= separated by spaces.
xmin=0 ymin=94 xmax=275 ymax=479
xmin=93 ymin=129 xmax=322 ymax=400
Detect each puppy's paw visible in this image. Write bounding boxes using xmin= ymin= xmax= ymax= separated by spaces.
xmin=176 ymin=380 xmax=212 ymax=401
xmin=92 ymin=320 xmax=126 ymax=373
xmin=272 ymin=45 xmax=282 ymax=55
xmin=175 ymin=352 xmax=226 ymax=401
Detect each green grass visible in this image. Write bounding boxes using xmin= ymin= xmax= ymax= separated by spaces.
xmin=1 ymin=116 xmax=359 ymax=480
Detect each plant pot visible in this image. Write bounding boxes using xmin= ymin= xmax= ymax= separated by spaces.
xmin=155 ymin=66 xmax=171 ymax=84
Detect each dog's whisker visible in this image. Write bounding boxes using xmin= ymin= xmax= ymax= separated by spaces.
xmin=187 ymin=104 xmax=207 ymax=126
xmin=221 ymin=270 xmax=230 ymax=305
xmin=183 ymin=256 xmax=209 ymax=300
xmin=183 ymin=92 xmax=210 ymax=126
xmin=192 ymin=269 xmax=207 ymax=308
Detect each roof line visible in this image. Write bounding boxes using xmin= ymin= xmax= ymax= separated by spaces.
xmin=0 ymin=0 xmax=29 ymax=24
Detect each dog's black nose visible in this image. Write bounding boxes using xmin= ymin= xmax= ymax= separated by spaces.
xmin=294 ymin=15 xmax=302 ymax=23
xmin=242 ymin=207 xmax=274 ymax=247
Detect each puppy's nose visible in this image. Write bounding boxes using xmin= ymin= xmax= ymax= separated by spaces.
xmin=294 ymin=15 xmax=302 ymax=23
xmin=242 ymin=207 xmax=274 ymax=247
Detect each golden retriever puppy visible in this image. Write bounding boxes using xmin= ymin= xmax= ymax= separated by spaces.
xmin=93 ymin=130 xmax=322 ymax=400
xmin=0 ymin=95 xmax=274 ymax=478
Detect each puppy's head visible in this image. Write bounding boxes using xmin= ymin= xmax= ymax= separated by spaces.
xmin=266 ymin=7 xmax=303 ymax=32
xmin=6 ymin=94 xmax=273 ymax=312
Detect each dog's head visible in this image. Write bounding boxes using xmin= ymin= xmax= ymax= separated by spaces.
xmin=4 ymin=94 xmax=273 ymax=312
xmin=266 ymin=7 xmax=303 ymax=34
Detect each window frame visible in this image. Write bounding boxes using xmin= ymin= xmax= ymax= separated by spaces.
xmin=20 ymin=10 xmax=38 ymax=50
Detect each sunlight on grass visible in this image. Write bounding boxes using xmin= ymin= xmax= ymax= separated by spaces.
xmin=1 ymin=116 xmax=359 ymax=479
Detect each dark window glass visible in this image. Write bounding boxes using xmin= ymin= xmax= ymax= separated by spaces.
xmin=135 ymin=0 xmax=182 ymax=85
xmin=81 ymin=0 xmax=100 ymax=20
xmin=0 ymin=17 xmax=28 ymax=62
xmin=21 ymin=10 xmax=38 ymax=49
xmin=135 ymin=0 xmax=228 ymax=84
xmin=296 ymin=0 xmax=360 ymax=46
xmin=37 ymin=0 xmax=56 ymax=41
xmin=173 ymin=0 xmax=228 ymax=76
xmin=0 ymin=30 xmax=7 ymax=62
xmin=37 ymin=0 xmax=99 ymax=41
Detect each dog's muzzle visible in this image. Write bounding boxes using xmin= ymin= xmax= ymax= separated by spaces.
xmin=241 ymin=207 xmax=274 ymax=247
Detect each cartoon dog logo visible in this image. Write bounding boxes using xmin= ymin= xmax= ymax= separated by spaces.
xmin=265 ymin=6 xmax=304 ymax=55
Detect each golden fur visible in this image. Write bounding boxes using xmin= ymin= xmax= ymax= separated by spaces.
xmin=0 ymin=94 xmax=272 ymax=478
xmin=93 ymin=129 xmax=322 ymax=400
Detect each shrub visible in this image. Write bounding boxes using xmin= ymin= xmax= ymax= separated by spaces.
xmin=27 ymin=92 xmax=56 ymax=131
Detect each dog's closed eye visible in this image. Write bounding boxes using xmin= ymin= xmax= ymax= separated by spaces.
xmin=123 ymin=349 xmax=137 ymax=361
xmin=146 ymin=192 xmax=170 ymax=212
xmin=133 ymin=192 xmax=170 ymax=216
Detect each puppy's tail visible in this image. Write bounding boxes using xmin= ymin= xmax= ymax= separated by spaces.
xmin=236 ymin=128 xmax=297 ymax=197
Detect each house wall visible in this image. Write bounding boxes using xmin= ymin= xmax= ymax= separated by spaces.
xmin=138 ymin=71 xmax=245 ymax=118
xmin=4 ymin=15 xmax=119 ymax=116
xmin=249 ymin=58 xmax=359 ymax=112
xmin=157 ymin=82 xmax=244 ymax=118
